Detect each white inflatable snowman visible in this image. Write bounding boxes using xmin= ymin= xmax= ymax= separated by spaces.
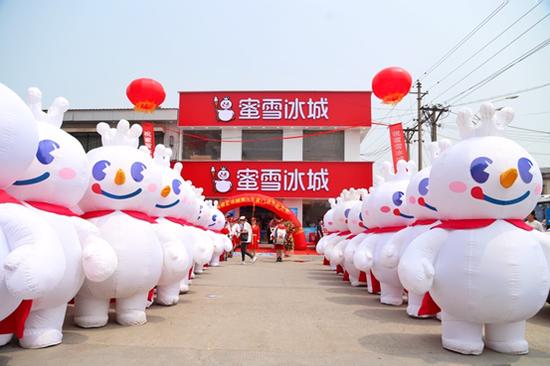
xmin=315 ymin=203 xmax=336 ymax=258
xmin=145 ymin=144 xmax=193 ymax=305
xmin=399 ymin=103 xmax=550 ymax=355
xmin=323 ymin=193 xmax=355 ymax=273
xmin=328 ymin=189 xmax=362 ymax=275
xmin=0 ymin=84 xmax=65 ymax=346
xmin=379 ymin=141 xmax=450 ymax=318
xmin=214 ymin=167 xmax=232 ymax=193
xmin=76 ymin=120 xmax=163 ymax=327
xmin=205 ymin=202 xmax=232 ymax=267
xmin=342 ymin=189 xmax=370 ymax=287
xmin=353 ymin=160 xmax=415 ymax=305
xmin=6 ymin=88 xmax=117 ymax=348
xmin=192 ymin=198 xmax=216 ymax=274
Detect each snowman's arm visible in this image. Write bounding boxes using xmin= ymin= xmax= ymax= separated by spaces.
xmin=532 ymin=230 xmax=550 ymax=269
xmin=353 ymin=234 xmax=377 ymax=272
xmin=1 ymin=204 xmax=66 ymax=297
xmin=398 ymin=228 xmax=447 ymax=294
xmin=71 ymin=217 xmax=117 ymax=282
xmin=380 ymin=228 xmax=409 ymax=269
xmin=154 ymin=223 xmax=189 ymax=273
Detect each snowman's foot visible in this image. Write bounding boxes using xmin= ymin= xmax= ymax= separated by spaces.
xmin=0 ymin=334 xmax=13 ymax=346
xmin=485 ymin=321 xmax=528 ymax=355
xmin=156 ymin=294 xmax=180 ymax=306
xmin=19 ymin=328 xmax=62 ymax=349
xmin=116 ymin=310 xmax=146 ymax=326
xmin=442 ymin=337 xmax=484 ymax=355
xmin=74 ymin=314 xmax=109 ymax=328
xmin=180 ymin=283 xmax=190 ymax=294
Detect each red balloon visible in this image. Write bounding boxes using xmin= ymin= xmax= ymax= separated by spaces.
xmin=126 ymin=78 xmax=166 ymax=113
xmin=372 ymin=67 xmax=412 ymax=104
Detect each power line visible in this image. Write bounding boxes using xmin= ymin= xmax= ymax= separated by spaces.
xmin=426 ymin=0 xmax=544 ymax=92
xmin=509 ymin=125 xmax=550 ymax=135
xmin=432 ymin=10 xmax=550 ymax=102
xmin=447 ymin=36 xmax=550 ymax=104
xmin=450 ymin=81 xmax=550 ymax=107
xmin=420 ymin=0 xmax=510 ymax=81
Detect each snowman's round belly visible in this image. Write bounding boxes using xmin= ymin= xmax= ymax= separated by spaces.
xmin=432 ymin=227 xmax=549 ymax=322
xmin=33 ymin=214 xmax=84 ymax=309
xmin=372 ymin=233 xmax=400 ymax=286
xmin=87 ymin=214 xmax=163 ymax=298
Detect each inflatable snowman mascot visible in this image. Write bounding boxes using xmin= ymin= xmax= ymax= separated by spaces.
xmin=146 ymin=144 xmax=193 ymax=305
xmin=328 ymin=189 xmax=362 ymax=275
xmin=399 ymin=103 xmax=550 ymax=355
xmin=6 ymin=88 xmax=117 ymax=348
xmin=353 ymin=160 xmax=415 ymax=305
xmin=323 ymin=195 xmax=354 ymax=272
xmin=76 ymin=120 xmax=163 ymax=327
xmin=0 ymin=84 xmax=65 ymax=346
xmin=315 ymin=202 xmax=336 ymax=258
xmin=191 ymin=199 xmax=216 ymax=274
xmin=378 ymin=141 xmax=449 ymax=318
xmin=204 ymin=202 xmax=232 ymax=267
xmin=342 ymin=189 xmax=370 ymax=287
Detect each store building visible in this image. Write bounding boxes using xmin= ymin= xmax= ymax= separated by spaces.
xmin=62 ymin=91 xmax=374 ymax=244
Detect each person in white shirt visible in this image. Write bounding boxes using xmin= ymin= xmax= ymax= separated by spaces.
xmin=235 ymin=216 xmax=256 ymax=264
xmin=525 ymin=211 xmax=545 ymax=232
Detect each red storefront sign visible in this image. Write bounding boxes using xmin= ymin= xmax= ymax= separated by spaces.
xmin=141 ymin=122 xmax=155 ymax=156
xmin=178 ymin=91 xmax=371 ymax=127
xmin=179 ymin=161 xmax=373 ymax=199
xmin=389 ymin=123 xmax=408 ymax=171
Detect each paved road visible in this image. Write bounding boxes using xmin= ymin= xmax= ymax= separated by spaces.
xmin=2 ymin=253 xmax=550 ymax=365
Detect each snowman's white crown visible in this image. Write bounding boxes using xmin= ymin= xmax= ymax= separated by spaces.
xmin=97 ymin=120 xmax=142 ymax=148
xmin=378 ymin=160 xmax=416 ymax=182
xmin=340 ymin=188 xmax=361 ymax=201
xmin=153 ymin=144 xmax=173 ymax=167
xmin=456 ymin=102 xmax=513 ymax=139
xmin=428 ymin=139 xmax=452 ymax=161
xmin=358 ymin=188 xmax=369 ymax=201
xmin=328 ymin=198 xmax=336 ymax=209
xmin=27 ymin=87 xmax=69 ymax=128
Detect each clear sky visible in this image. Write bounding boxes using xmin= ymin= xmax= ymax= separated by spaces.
xmin=1 ymin=0 xmax=549 ymax=166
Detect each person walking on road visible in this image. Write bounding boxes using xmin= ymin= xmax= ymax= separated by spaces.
xmin=271 ymin=219 xmax=287 ymax=262
xmin=237 ymin=216 xmax=257 ymax=264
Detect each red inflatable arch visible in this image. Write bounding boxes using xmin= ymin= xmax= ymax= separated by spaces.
xmin=217 ymin=193 xmax=307 ymax=250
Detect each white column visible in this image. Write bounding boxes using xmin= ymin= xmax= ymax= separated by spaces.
xmin=220 ymin=128 xmax=242 ymax=160
xmin=344 ymin=128 xmax=361 ymax=161
xmin=282 ymin=128 xmax=303 ymax=161
xmin=281 ymin=198 xmax=303 ymax=224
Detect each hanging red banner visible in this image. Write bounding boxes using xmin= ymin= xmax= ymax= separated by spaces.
xmin=388 ymin=123 xmax=408 ymax=170
xmin=178 ymin=91 xmax=371 ymax=127
xmin=141 ymin=122 xmax=155 ymax=156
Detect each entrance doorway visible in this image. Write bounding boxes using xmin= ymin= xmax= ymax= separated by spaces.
xmin=239 ymin=206 xmax=274 ymax=244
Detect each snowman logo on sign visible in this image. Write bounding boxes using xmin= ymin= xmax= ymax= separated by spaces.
xmin=214 ymin=96 xmax=235 ymax=122
xmin=211 ymin=166 xmax=232 ymax=193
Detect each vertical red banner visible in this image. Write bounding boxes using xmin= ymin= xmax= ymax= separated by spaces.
xmin=141 ymin=122 xmax=155 ymax=156
xmin=388 ymin=123 xmax=408 ymax=171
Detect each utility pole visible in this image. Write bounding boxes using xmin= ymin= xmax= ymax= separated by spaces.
xmin=421 ymin=104 xmax=449 ymax=142
xmin=411 ymin=80 xmax=427 ymax=169
xmin=403 ymin=127 xmax=416 ymax=157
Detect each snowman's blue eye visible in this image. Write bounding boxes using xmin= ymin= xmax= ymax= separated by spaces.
xmin=92 ymin=160 xmax=110 ymax=181
xmin=359 ymin=212 xmax=363 ymax=221
xmin=344 ymin=208 xmax=351 ymax=218
xmin=36 ymin=139 xmax=60 ymax=165
xmin=518 ymin=157 xmax=533 ymax=183
xmin=131 ymin=162 xmax=146 ymax=182
xmin=172 ymin=179 xmax=182 ymax=194
xmin=418 ymin=178 xmax=429 ymax=196
xmin=392 ymin=191 xmax=404 ymax=206
xmin=212 ymin=214 xmax=217 ymax=222
xmin=470 ymin=157 xmax=492 ymax=183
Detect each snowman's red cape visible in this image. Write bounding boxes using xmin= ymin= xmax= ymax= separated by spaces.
xmin=0 ymin=189 xmax=33 ymax=338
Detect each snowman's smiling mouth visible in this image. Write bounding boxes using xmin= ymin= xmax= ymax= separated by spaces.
xmin=155 ymin=199 xmax=180 ymax=209
xmin=92 ymin=183 xmax=142 ymax=200
xmin=13 ymin=172 xmax=50 ymax=186
xmin=471 ymin=186 xmax=530 ymax=206
xmin=417 ymin=197 xmax=438 ymax=212
xmin=393 ymin=209 xmax=414 ymax=219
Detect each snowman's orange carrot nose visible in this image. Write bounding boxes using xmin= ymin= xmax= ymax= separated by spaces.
xmin=161 ymin=185 xmax=171 ymax=197
xmin=500 ymin=168 xmax=518 ymax=189
xmin=115 ymin=169 xmax=126 ymax=185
